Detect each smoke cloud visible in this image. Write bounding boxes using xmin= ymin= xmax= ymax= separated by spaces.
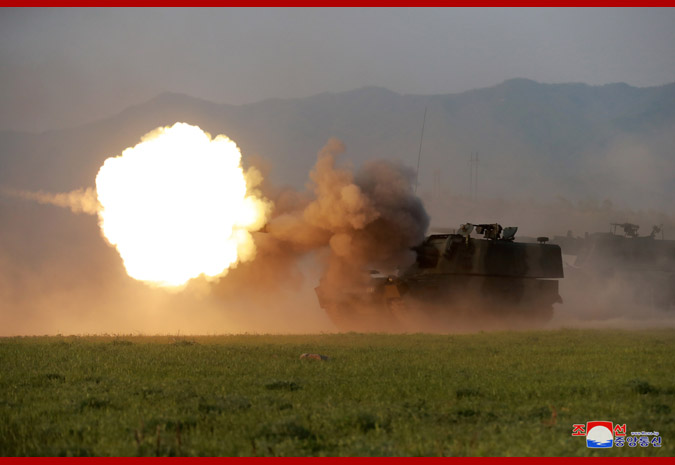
xmin=267 ymin=138 xmax=428 ymax=281
xmin=207 ymin=138 xmax=430 ymax=331
xmin=1 ymin=186 xmax=99 ymax=215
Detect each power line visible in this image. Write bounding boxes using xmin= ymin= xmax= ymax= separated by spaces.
xmin=469 ymin=152 xmax=482 ymax=201
xmin=474 ymin=152 xmax=479 ymax=200
xmin=414 ymin=107 xmax=427 ymax=194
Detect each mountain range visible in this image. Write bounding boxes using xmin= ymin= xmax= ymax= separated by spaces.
xmin=2 ymin=78 xmax=675 ymax=334
xmin=2 ymin=78 xmax=674 ymax=210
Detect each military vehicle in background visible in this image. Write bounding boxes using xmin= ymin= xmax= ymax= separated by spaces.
xmin=316 ymin=223 xmax=564 ymax=331
xmin=551 ymin=223 xmax=675 ymax=310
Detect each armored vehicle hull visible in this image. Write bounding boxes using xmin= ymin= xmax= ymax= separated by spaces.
xmin=553 ymin=224 xmax=675 ymax=311
xmin=316 ymin=224 xmax=564 ymax=331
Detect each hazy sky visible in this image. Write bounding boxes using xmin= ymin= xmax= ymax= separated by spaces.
xmin=2 ymin=7 xmax=674 ymax=132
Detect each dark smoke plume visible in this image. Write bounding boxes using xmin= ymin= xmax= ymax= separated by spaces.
xmin=214 ymin=138 xmax=429 ymax=311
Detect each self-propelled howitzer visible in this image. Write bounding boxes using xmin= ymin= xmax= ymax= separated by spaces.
xmin=552 ymin=223 xmax=675 ymax=310
xmin=316 ymin=223 xmax=564 ymax=331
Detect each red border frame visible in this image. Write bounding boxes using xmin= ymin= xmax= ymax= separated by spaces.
xmin=4 ymin=3 xmax=675 ymax=6
xmin=3 ymin=457 xmax=672 ymax=462
xmin=2 ymin=458 xmax=670 ymax=462
xmin=1 ymin=4 xmax=672 ymax=461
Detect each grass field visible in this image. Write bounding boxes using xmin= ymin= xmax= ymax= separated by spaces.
xmin=0 ymin=330 xmax=673 ymax=457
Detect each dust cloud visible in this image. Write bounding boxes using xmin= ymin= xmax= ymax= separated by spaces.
xmin=208 ymin=138 xmax=429 ymax=332
xmin=0 ymin=138 xmax=428 ymax=335
xmin=2 ymin=131 xmax=674 ymax=335
xmin=419 ymin=191 xmax=675 ymax=331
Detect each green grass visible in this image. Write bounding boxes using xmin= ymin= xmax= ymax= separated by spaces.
xmin=0 ymin=330 xmax=673 ymax=456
